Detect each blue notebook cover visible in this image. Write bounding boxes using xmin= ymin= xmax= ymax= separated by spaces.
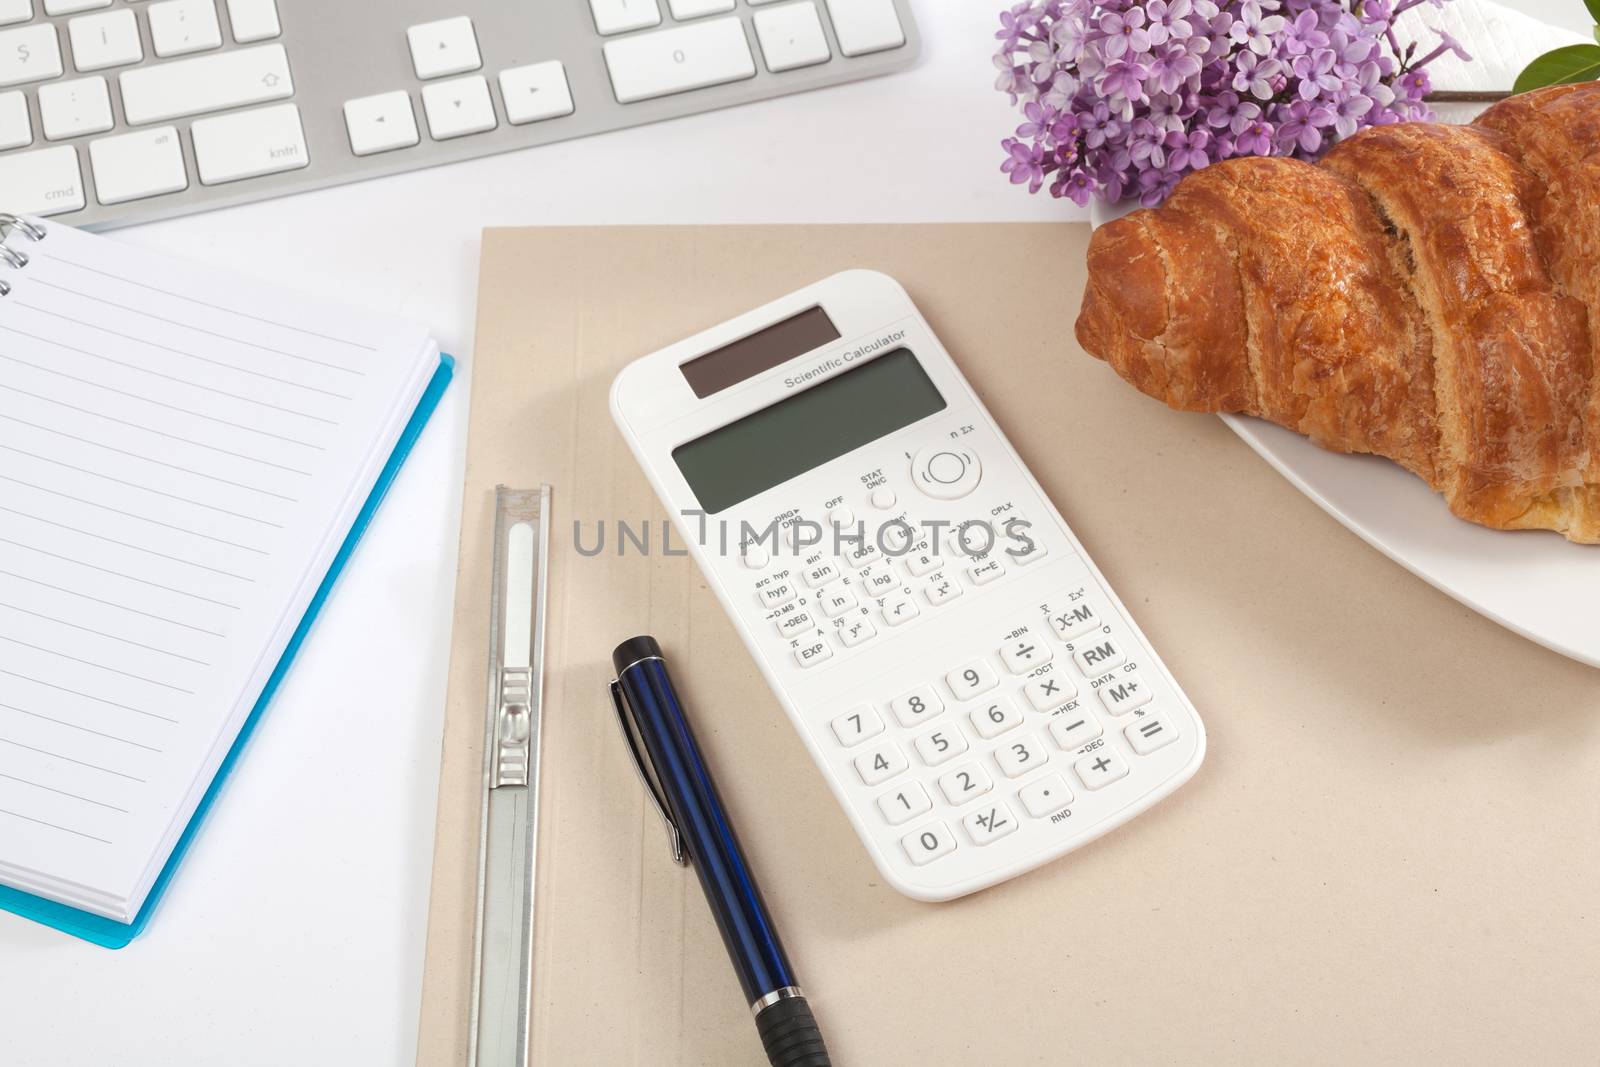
xmin=0 ymin=355 xmax=454 ymax=949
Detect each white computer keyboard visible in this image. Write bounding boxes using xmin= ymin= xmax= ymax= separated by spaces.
xmin=0 ymin=0 xmax=918 ymax=228
xmin=611 ymin=270 xmax=1207 ymax=901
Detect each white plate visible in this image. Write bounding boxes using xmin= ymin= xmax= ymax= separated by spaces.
xmin=1221 ymin=414 xmax=1600 ymax=669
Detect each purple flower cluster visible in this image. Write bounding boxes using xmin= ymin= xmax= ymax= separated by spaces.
xmin=996 ymin=0 xmax=1472 ymax=206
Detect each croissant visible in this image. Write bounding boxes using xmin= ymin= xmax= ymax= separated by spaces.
xmin=1075 ymin=84 xmax=1600 ymax=543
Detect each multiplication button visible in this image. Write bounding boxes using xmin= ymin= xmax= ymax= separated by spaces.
xmin=1072 ymin=636 xmax=1126 ymax=676
xmin=1074 ymin=750 xmax=1129 ymax=790
xmin=1023 ymin=673 xmax=1075 ymax=711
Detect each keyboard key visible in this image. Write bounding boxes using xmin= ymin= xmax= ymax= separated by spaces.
xmin=68 ymin=9 xmax=142 ymax=71
xmin=1006 ymin=527 xmax=1049 ymax=566
xmin=343 ymin=91 xmax=419 ymax=156
xmin=1047 ymin=712 xmax=1102 ymax=752
xmin=1000 ymin=632 xmax=1052 ymax=674
xmin=671 ymin=0 xmax=735 ymax=15
xmin=902 ymin=550 xmax=942 ymax=578
xmin=857 ymin=564 xmax=898 ymax=598
xmin=791 ymin=637 xmax=831 ymax=669
xmin=774 ymin=609 xmax=813 ymax=638
xmin=923 ymin=574 xmax=961 ymax=606
xmin=944 ymin=658 xmax=998 ymax=702
xmin=876 ymin=781 xmax=931 ymax=826
xmin=1098 ymin=674 xmax=1152 ymax=715
xmin=816 ymin=581 xmax=857 ymax=618
xmin=754 ymin=1 xmax=831 ymax=72
xmin=901 ymin=821 xmax=956 ymax=866
xmin=43 ymin=0 xmax=106 ymax=13
xmin=0 ymin=145 xmax=85 ymax=215
xmin=995 ymin=733 xmax=1049 ymax=778
xmin=407 ymin=16 xmax=481 ymax=80
xmin=962 ymin=801 xmax=1018 ymax=846
xmin=1047 ymin=601 xmax=1100 ymax=642
xmin=969 ymin=695 xmax=1023 ymax=740
xmin=147 ymin=0 xmax=223 ymax=58
xmin=801 ymin=559 xmax=839 ymax=588
xmin=1073 ymin=636 xmax=1126 ymax=677
xmin=88 ymin=126 xmax=186 ymax=204
xmin=1022 ymin=672 xmax=1075 ymax=711
xmin=191 ymin=103 xmax=306 ymax=184
xmin=913 ymin=724 xmax=968 ymax=767
xmin=1126 ymin=713 xmax=1178 ymax=755
xmin=38 ymin=76 xmax=113 ymax=140
xmin=966 ymin=557 xmax=1005 ymax=586
xmin=824 ymin=0 xmax=904 ymax=56
xmin=830 ymin=704 xmax=882 ymax=747
xmin=121 ymin=43 xmax=292 ymax=125
xmin=0 ymin=24 xmax=62 ymax=87
xmin=879 ymin=594 xmax=918 ymax=627
xmin=855 ymin=741 xmax=907 ymax=787
xmin=1075 ymin=750 xmax=1130 ymax=790
xmin=0 ymin=0 xmax=30 ymax=27
xmin=589 ymin=0 xmax=660 ymax=35
xmin=1018 ymin=773 xmax=1073 ymax=818
xmin=757 ymin=578 xmax=796 ymax=609
xmin=0 ymin=89 xmax=29 ymax=149
xmin=499 ymin=61 xmax=574 ymax=125
xmin=889 ymin=684 xmax=942 ymax=728
xmin=836 ymin=616 xmax=875 ymax=648
xmin=938 ymin=762 xmax=993 ymax=805
xmin=421 ymin=75 xmax=497 ymax=140
xmin=226 ymin=0 xmax=280 ymax=44
xmin=603 ymin=17 xmax=756 ymax=104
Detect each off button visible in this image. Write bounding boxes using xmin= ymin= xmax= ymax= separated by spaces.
xmin=910 ymin=445 xmax=981 ymax=500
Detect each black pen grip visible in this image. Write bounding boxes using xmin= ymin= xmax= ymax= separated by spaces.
xmin=755 ymin=996 xmax=831 ymax=1067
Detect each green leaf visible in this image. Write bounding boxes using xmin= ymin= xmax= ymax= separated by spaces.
xmin=1594 ymin=24 xmax=1600 ymax=45
xmin=1588 ymin=0 xmax=1600 ymax=29
xmin=1513 ymin=43 xmax=1600 ymax=93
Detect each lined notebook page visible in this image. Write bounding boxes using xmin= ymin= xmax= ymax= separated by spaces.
xmin=0 ymin=223 xmax=435 ymax=919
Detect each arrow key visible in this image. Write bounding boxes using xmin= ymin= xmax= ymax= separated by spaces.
xmin=421 ymin=75 xmax=496 ymax=141
xmin=499 ymin=61 xmax=574 ymax=126
xmin=343 ymin=90 xmax=420 ymax=156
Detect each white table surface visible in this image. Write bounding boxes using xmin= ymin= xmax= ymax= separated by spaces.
xmin=1 ymin=3 xmax=1585 ymax=1064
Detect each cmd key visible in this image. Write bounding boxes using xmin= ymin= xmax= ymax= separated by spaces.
xmin=0 ymin=145 xmax=86 ymax=215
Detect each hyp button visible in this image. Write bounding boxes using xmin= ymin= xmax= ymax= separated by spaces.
xmin=910 ymin=444 xmax=981 ymax=500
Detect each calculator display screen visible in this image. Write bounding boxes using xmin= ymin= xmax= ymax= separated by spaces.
xmin=673 ymin=348 xmax=945 ymax=514
xmin=678 ymin=307 xmax=842 ymax=398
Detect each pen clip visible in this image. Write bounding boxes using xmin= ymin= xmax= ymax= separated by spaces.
xmin=608 ymin=679 xmax=688 ymax=868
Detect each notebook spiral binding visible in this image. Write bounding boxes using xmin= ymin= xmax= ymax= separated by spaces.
xmin=0 ymin=215 xmax=48 ymax=298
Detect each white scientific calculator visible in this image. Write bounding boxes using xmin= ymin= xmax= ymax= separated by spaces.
xmin=610 ymin=271 xmax=1205 ymax=900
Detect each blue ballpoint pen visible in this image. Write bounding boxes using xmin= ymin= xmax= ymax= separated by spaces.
xmin=609 ymin=635 xmax=831 ymax=1067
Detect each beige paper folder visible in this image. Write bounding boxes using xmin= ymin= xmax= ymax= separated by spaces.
xmin=417 ymin=224 xmax=1600 ymax=1066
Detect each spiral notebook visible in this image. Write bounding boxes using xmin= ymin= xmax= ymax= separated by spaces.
xmin=0 ymin=215 xmax=452 ymax=948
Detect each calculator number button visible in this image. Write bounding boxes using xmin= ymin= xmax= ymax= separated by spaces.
xmin=877 ymin=781 xmax=933 ymax=826
xmin=1047 ymin=712 xmax=1102 ymax=752
xmin=1126 ymin=713 xmax=1178 ymax=755
xmin=913 ymin=725 xmax=969 ymax=767
xmin=902 ymin=822 xmax=957 ymax=866
xmin=757 ymin=580 xmax=796 ymax=609
xmin=938 ymin=761 xmax=994 ymax=805
xmin=1018 ymin=773 xmax=1074 ymax=818
xmin=1073 ymin=636 xmax=1126 ymax=676
xmin=1023 ymin=673 xmax=1075 ymax=711
xmin=802 ymin=560 xmax=840 ymax=588
xmin=1048 ymin=602 xmax=1099 ymax=642
xmin=968 ymin=695 xmax=1024 ymax=740
xmin=889 ymin=684 xmax=943 ymax=728
xmin=995 ymin=734 xmax=1049 ymax=778
xmin=1000 ymin=633 xmax=1053 ymax=674
xmin=837 ymin=617 xmax=876 ymax=648
xmin=1098 ymin=674 xmax=1151 ymax=715
xmin=961 ymin=801 xmax=1018 ymax=846
xmin=944 ymin=659 xmax=998 ymax=702
xmin=816 ymin=581 xmax=858 ymax=618
xmin=855 ymin=741 xmax=908 ymax=786
xmin=830 ymin=704 xmax=883 ymax=747
xmin=792 ymin=638 xmax=832 ymax=669
xmin=880 ymin=595 xmax=920 ymax=627
xmin=1074 ymin=750 xmax=1130 ymax=790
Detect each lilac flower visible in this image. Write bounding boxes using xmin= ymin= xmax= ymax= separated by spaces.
xmin=1230 ymin=2 xmax=1287 ymax=56
xmin=993 ymin=0 xmax=1468 ymax=207
xmin=1099 ymin=8 xmax=1152 ymax=59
